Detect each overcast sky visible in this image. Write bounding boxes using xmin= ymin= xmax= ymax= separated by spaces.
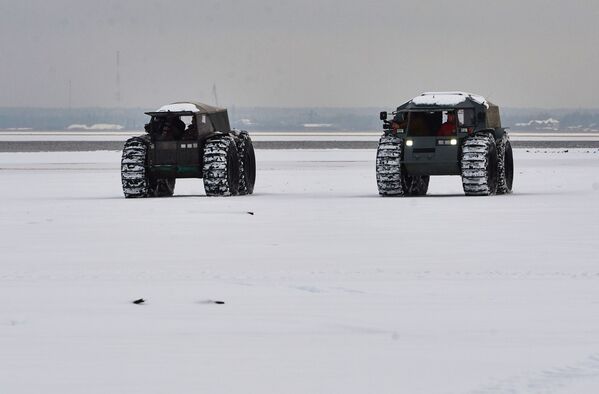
xmin=1 ymin=0 xmax=598 ymax=108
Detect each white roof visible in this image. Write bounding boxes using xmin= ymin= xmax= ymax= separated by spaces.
xmin=411 ymin=92 xmax=489 ymax=108
xmin=155 ymin=103 xmax=201 ymax=113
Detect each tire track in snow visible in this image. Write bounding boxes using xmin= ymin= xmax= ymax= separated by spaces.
xmin=471 ymin=353 xmax=599 ymax=393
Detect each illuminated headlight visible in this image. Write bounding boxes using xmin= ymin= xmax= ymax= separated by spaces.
xmin=450 ymin=139 xmax=457 ymax=145
xmin=406 ymin=140 xmax=413 ymax=147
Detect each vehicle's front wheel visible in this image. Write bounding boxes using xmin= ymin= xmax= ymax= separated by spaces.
xmin=121 ymin=137 xmax=150 ymax=198
xmin=460 ymin=133 xmax=498 ymax=196
xmin=202 ymin=135 xmax=240 ymax=196
xmin=376 ymin=134 xmax=406 ymax=196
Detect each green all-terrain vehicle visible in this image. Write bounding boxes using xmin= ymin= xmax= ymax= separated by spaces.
xmin=121 ymin=102 xmax=255 ymax=197
xmin=376 ymin=92 xmax=513 ymax=196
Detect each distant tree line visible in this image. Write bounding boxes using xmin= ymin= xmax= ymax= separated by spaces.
xmin=0 ymin=108 xmax=148 ymax=131
xmin=0 ymin=107 xmax=598 ymax=132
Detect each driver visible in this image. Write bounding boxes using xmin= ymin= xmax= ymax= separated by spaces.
xmin=390 ymin=113 xmax=407 ymax=133
xmin=438 ymin=111 xmax=458 ymax=136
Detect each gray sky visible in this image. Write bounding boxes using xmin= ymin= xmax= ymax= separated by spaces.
xmin=1 ymin=0 xmax=598 ymax=108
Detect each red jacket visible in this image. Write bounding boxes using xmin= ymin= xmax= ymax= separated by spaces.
xmin=438 ymin=121 xmax=456 ymax=136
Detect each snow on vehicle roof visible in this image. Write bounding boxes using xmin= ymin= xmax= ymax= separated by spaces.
xmin=156 ymin=103 xmax=202 ymax=113
xmin=151 ymin=102 xmax=226 ymax=115
xmin=411 ymin=92 xmax=489 ymax=108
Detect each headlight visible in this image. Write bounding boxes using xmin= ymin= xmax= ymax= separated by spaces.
xmin=450 ymin=139 xmax=457 ymax=145
xmin=406 ymin=140 xmax=413 ymax=147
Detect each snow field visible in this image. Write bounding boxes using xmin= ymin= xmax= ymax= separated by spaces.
xmin=1 ymin=148 xmax=599 ymax=393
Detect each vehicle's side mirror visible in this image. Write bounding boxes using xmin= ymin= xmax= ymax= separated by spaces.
xmin=380 ymin=111 xmax=388 ymax=121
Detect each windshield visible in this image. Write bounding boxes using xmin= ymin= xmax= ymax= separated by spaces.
xmin=407 ymin=109 xmax=474 ymax=136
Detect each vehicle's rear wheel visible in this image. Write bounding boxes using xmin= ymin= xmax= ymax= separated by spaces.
xmin=203 ymin=135 xmax=240 ymax=196
xmin=406 ymin=175 xmax=430 ymax=196
xmin=376 ymin=134 xmax=406 ymax=196
xmin=496 ymin=136 xmax=514 ymax=194
xmin=460 ymin=133 xmax=498 ymax=196
xmin=121 ymin=137 xmax=150 ymax=198
xmin=236 ymin=132 xmax=256 ymax=195
xmin=150 ymin=177 xmax=176 ymax=197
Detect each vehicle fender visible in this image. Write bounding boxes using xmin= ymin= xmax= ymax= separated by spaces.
xmin=473 ymin=128 xmax=501 ymax=141
xmin=493 ymin=128 xmax=508 ymax=140
xmin=130 ymin=134 xmax=151 ymax=146
xmin=230 ymin=129 xmax=249 ymax=138
xmin=204 ymin=131 xmax=227 ymax=141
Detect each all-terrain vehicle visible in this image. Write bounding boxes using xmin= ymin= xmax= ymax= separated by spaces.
xmin=121 ymin=102 xmax=255 ymax=197
xmin=376 ymin=92 xmax=513 ymax=196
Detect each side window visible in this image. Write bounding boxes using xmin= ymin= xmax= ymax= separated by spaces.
xmin=196 ymin=114 xmax=213 ymax=134
xmin=442 ymin=111 xmax=448 ymax=123
xmin=441 ymin=110 xmax=455 ymax=123
xmin=458 ymin=109 xmax=475 ymax=126
xmin=181 ymin=116 xmax=192 ymax=127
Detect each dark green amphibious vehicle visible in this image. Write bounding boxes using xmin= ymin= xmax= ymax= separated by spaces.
xmin=377 ymin=92 xmax=513 ymax=196
xmin=121 ymin=102 xmax=255 ymax=198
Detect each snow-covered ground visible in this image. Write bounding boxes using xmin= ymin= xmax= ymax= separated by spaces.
xmin=1 ymin=148 xmax=599 ymax=393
